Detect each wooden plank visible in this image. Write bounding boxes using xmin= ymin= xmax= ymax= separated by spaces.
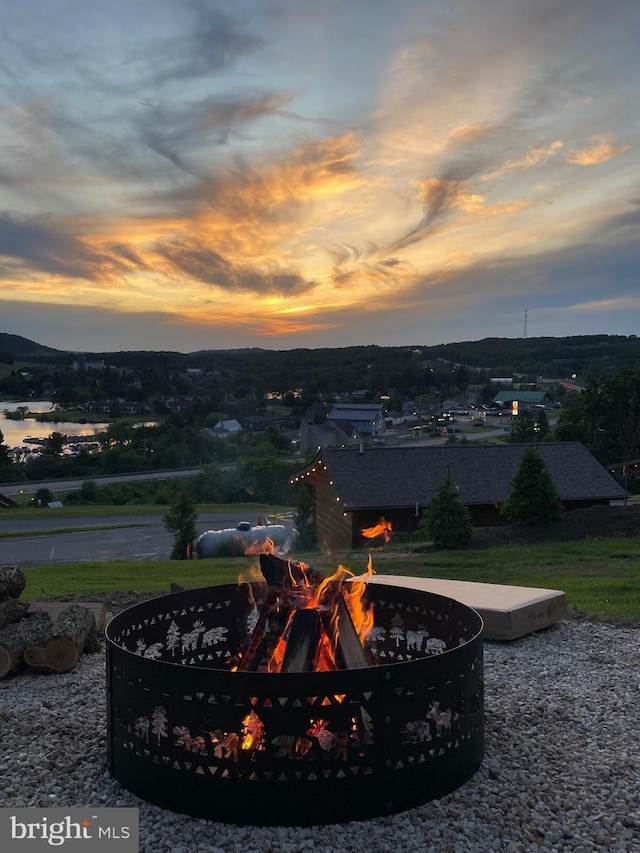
xmin=364 ymin=576 xmax=567 ymax=641
xmin=27 ymin=601 xmax=108 ymax=634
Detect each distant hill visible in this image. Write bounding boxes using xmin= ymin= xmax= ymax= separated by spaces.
xmin=1 ymin=332 xmax=638 ymax=381
xmin=419 ymin=334 xmax=640 ymax=378
xmin=0 ymin=333 xmax=61 ymax=358
xmin=188 ymin=335 xmax=640 ymax=383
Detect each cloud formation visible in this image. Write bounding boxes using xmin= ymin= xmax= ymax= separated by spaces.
xmin=0 ymin=0 xmax=638 ymax=351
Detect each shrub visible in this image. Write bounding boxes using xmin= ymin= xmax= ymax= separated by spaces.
xmin=418 ymin=467 xmax=473 ymax=550
xmin=499 ymin=447 xmax=564 ymax=525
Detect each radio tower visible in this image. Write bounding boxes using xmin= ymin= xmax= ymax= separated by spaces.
xmin=523 ymin=308 xmax=528 ymax=339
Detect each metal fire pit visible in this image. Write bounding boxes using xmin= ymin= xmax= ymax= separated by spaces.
xmin=106 ymin=582 xmax=484 ymax=826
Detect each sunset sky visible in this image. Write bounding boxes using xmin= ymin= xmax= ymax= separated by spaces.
xmin=1 ymin=0 xmax=638 ymax=353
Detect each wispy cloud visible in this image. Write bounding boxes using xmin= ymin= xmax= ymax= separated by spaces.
xmin=0 ymin=0 xmax=638 ymax=351
xmin=566 ymin=134 xmax=630 ymax=166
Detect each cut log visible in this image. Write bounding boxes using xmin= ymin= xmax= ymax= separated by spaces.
xmin=259 ymin=553 xmax=324 ymax=589
xmin=0 ymin=611 xmax=54 ymax=679
xmin=0 ymin=564 xmax=27 ymax=599
xmin=23 ymin=604 xmax=100 ymax=675
xmin=28 ymin=601 xmax=108 ymax=635
xmin=234 ymin=588 xmax=279 ymax=671
xmin=24 ymin=637 xmax=81 ymax=673
xmin=52 ymin=604 xmax=101 ymax=653
xmin=281 ymin=609 xmax=321 ymax=673
xmin=321 ymin=593 xmax=370 ymax=670
xmin=0 ymin=597 xmax=29 ymax=630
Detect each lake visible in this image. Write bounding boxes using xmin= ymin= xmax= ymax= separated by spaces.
xmin=0 ymin=400 xmax=110 ymax=448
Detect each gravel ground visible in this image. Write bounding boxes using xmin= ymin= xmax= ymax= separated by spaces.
xmin=1 ymin=618 xmax=639 ymax=852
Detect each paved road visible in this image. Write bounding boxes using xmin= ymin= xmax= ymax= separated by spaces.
xmin=0 ymin=510 xmax=276 ymax=567
xmin=0 ymin=467 xmax=203 ymax=497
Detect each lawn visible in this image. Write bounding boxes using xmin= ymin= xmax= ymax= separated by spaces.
xmin=21 ymin=536 xmax=640 ymax=620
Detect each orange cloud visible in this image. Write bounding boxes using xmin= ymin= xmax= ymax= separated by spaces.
xmin=482 ymin=141 xmax=563 ymax=181
xmin=568 ymin=296 xmax=640 ymax=312
xmin=566 ymin=134 xmax=630 ymax=166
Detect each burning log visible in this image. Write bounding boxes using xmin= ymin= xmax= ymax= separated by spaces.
xmin=235 ymin=553 xmax=320 ymax=672
xmin=234 ymin=552 xmax=374 ymax=673
xmin=321 ymin=593 xmax=371 ymax=670
xmin=281 ymin=608 xmax=321 ymax=673
xmin=258 ymin=552 xmax=323 ymax=590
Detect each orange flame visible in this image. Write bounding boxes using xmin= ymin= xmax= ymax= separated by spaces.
xmin=361 ymin=517 xmax=392 ymax=542
xmin=343 ymin=554 xmax=376 ymax=644
xmin=268 ymin=557 xmax=376 ymax=672
xmin=244 ymin=536 xmax=276 ymax=555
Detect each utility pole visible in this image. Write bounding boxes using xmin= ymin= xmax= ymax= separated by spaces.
xmin=523 ymin=308 xmax=528 ymax=339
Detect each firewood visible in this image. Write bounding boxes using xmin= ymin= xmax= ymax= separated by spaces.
xmin=24 ymin=637 xmax=81 ymax=673
xmin=259 ymin=553 xmax=323 ymax=589
xmin=0 ymin=597 xmax=29 ymax=630
xmin=238 ymin=595 xmax=293 ymax=672
xmin=0 ymin=611 xmax=54 ymax=679
xmin=0 ymin=563 xmax=27 ymax=600
xmin=321 ymin=593 xmax=370 ymax=670
xmin=23 ymin=604 xmax=100 ymax=674
xmin=281 ymin=609 xmax=321 ymax=672
xmin=52 ymin=603 xmax=101 ymax=653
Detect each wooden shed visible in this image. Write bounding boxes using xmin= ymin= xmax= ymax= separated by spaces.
xmin=290 ymin=442 xmax=626 ymax=551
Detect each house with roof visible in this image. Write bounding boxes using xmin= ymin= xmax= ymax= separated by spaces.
xmin=290 ymin=443 xmax=625 ymax=551
xmin=326 ymin=404 xmax=385 ymax=436
xmin=492 ymin=390 xmax=549 ymax=410
xmin=300 ymin=419 xmax=361 ymax=453
xmin=208 ymin=418 xmax=243 ymax=437
xmin=241 ymin=413 xmax=297 ymax=433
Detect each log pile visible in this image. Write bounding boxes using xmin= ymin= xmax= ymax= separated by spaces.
xmin=0 ymin=563 xmax=101 ymax=680
xmin=232 ymin=553 xmax=375 ymax=673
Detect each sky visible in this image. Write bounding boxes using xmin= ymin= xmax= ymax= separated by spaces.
xmin=0 ymin=0 xmax=639 ymax=354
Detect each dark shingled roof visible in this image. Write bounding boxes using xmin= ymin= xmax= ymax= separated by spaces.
xmin=298 ymin=442 xmax=625 ymax=509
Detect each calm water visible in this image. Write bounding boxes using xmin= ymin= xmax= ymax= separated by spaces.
xmin=0 ymin=401 xmax=109 ymax=447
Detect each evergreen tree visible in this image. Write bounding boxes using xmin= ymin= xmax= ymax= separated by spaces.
xmin=42 ymin=431 xmax=66 ymax=457
xmin=499 ymin=448 xmax=564 ymax=525
xmin=418 ymin=467 xmax=473 ymax=550
xmin=533 ymin=408 xmax=550 ymax=441
xmin=163 ymin=488 xmax=198 ymax=559
xmin=0 ymin=429 xmax=12 ymax=470
xmin=509 ymin=410 xmax=535 ymax=443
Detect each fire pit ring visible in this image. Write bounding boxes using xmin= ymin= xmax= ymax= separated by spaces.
xmin=106 ymin=582 xmax=484 ymax=825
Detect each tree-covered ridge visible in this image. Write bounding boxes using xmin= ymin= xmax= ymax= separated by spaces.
xmin=2 ymin=332 xmax=639 ymax=386
xmin=422 ymin=335 xmax=640 ymax=380
xmin=0 ymin=333 xmax=60 ymax=358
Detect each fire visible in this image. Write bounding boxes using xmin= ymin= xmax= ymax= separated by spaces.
xmin=361 ymin=517 xmax=392 ymax=543
xmin=234 ymin=551 xmax=376 ymax=674
xmin=244 ymin=536 xmax=276 ymax=555
xmin=343 ymin=554 xmax=376 ymax=644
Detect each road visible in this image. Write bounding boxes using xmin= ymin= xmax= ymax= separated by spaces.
xmin=0 ymin=510 xmax=274 ymax=567
xmin=0 ymin=467 xmax=203 ymax=497
xmin=0 ymin=414 xmax=550 ymax=567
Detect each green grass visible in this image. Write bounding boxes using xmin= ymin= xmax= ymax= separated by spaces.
xmin=23 ymin=558 xmax=248 ymax=599
xmin=20 ymin=536 xmax=640 ymax=620
xmin=2 ymin=502 xmax=281 ymax=519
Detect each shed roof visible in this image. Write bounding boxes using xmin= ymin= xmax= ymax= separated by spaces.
xmin=293 ymin=443 xmax=625 ymax=510
xmin=493 ymin=390 xmax=547 ymax=404
xmin=327 ymin=404 xmax=384 ymax=421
